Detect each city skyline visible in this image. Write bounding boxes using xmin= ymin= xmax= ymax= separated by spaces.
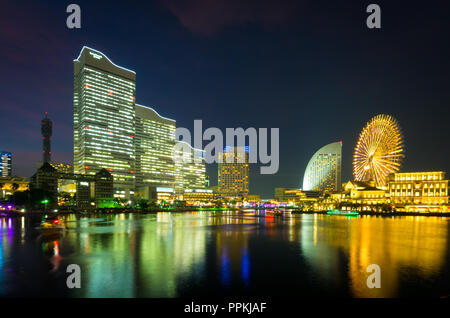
xmin=2 ymin=1 xmax=450 ymax=303
xmin=1 ymin=1 xmax=450 ymax=198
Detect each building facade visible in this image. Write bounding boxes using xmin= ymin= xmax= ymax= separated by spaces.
xmin=183 ymin=189 xmax=215 ymax=206
xmin=174 ymin=141 xmax=206 ymax=194
xmin=343 ymin=180 xmax=388 ymax=207
xmin=218 ymin=146 xmax=249 ymax=197
xmin=303 ymin=141 xmax=342 ymax=192
xmin=0 ymin=176 xmax=29 ymax=199
xmin=135 ymin=104 xmax=176 ymax=191
xmin=274 ymin=188 xmax=307 ymax=204
xmin=387 ymin=172 xmax=449 ymax=206
xmin=0 ymin=151 xmax=12 ymax=177
xmin=73 ymin=46 xmax=136 ymax=198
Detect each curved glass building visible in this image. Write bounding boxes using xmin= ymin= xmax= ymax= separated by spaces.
xmin=135 ymin=104 xmax=176 ymax=190
xmin=302 ymin=142 xmax=342 ymax=192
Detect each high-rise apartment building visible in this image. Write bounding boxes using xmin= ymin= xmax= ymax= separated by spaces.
xmin=73 ymin=47 xmax=136 ymax=197
xmin=303 ymin=141 xmax=342 ymax=192
xmin=218 ymin=146 xmax=249 ymax=197
xmin=135 ymin=104 xmax=176 ymax=190
xmin=174 ymin=141 xmax=206 ymax=193
xmin=0 ymin=151 xmax=12 ymax=177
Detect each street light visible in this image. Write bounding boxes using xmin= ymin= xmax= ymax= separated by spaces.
xmin=41 ymin=199 xmax=49 ymax=212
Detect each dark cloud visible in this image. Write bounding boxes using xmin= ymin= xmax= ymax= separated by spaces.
xmin=160 ymin=0 xmax=300 ymax=35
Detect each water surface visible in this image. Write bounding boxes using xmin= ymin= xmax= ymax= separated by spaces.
xmin=1 ymin=211 xmax=449 ymax=297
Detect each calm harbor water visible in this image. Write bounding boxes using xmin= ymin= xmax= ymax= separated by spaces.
xmin=1 ymin=211 xmax=449 ymax=298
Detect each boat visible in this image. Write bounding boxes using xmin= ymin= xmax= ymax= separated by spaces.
xmin=266 ymin=209 xmax=283 ymax=216
xmin=36 ymin=215 xmax=66 ymax=238
xmin=326 ymin=209 xmax=359 ymax=216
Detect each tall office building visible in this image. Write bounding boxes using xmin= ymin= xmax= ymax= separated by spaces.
xmin=73 ymin=47 xmax=136 ymax=197
xmin=41 ymin=112 xmax=52 ymax=163
xmin=218 ymin=146 xmax=249 ymax=197
xmin=174 ymin=141 xmax=206 ymax=193
xmin=0 ymin=151 xmax=12 ymax=177
xmin=303 ymin=141 xmax=342 ymax=192
xmin=135 ymin=104 xmax=176 ymax=190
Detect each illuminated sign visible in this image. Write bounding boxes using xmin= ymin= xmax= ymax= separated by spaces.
xmin=89 ymin=52 xmax=103 ymax=60
xmin=156 ymin=187 xmax=174 ymax=193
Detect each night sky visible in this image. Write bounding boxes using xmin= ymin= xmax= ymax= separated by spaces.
xmin=1 ymin=0 xmax=449 ymax=198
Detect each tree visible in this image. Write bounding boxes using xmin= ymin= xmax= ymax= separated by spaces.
xmin=138 ymin=199 xmax=149 ymax=210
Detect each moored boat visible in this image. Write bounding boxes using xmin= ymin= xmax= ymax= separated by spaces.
xmin=326 ymin=209 xmax=359 ymax=216
xmin=36 ymin=215 xmax=65 ymax=238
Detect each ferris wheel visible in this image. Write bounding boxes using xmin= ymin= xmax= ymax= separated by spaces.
xmin=353 ymin=114 xmax=405 ymax=187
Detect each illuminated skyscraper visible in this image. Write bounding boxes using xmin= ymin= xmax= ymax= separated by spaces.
xmin=218 ymin=146 xmax=249 ymax=197
xmin=174 ymin=141 xmax=206 ymax=193
xmin=303 ymin=141 xmax=342 ymax=192
xmin=73 ymin=47 xmax=136 ymax=197
xmin=135 ymin=104 xmax=176 ymax=190
xmin=0 ymin=151 xmax=12 ymax=177
xmin=41 ymin=112 xmax=52 ymax=163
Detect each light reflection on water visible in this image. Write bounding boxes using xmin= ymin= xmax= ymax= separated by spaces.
xmin=0 ymin=211 xmax=449 ymax=297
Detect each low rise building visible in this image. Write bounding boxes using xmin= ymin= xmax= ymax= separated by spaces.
xmin=247 ymin=194 xmax=261 ymax=204
xmin=344 ymin=181 xmax=388 ymax=205
xmin=141 ymin=186 xmax=175 ymax=204
xmin=183 ymin=188 xmax=215 ymax=206
xmin=0 ymin=176 xmax=29 ymax=198
xmin=387 ymin=172 xmax=448 ymax=210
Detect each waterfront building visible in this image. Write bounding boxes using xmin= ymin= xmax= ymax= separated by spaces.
xmin=41 ymin=112 xmax=52 ymax=163
xmin=247 ymin=194 xmax=261 ymax=204
xmin=0 ymin=176 xmax=29 ymax=198
xmin=94 ymin=168 xmax=114 ymax=204
xmin=303 ymin=141 xmax=342 ymax=192
xmin=38 ymin=162 xmax=74 ymax=196
xmin=135 ymin=104 xmax=176 ymax=191
xmin=274 ymin=188 xmax=306 ymax=204
xmin=31 ymin=162 xmax=114 ymax=208
xmin=73 ymin=46 xmax=136 ymax=198
xmin=141 ymin=186 xmax=175 ymax=203
xmin=0 ymin=151 xmax=12 ymax=177
xmin=33 ymin=162 xmax=59 ymax=206
xmin=343 ymin=180 xmax=388 ymax=208
xmin=174 ymin=141 xmax=206 ymax=194
xmin=183 ymin=188 xmax=215 ymax=206
xmin=218 ymin=146 xmax=249 ymax=197
xmin=387 ymin=172 xmax=449 ymax=208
